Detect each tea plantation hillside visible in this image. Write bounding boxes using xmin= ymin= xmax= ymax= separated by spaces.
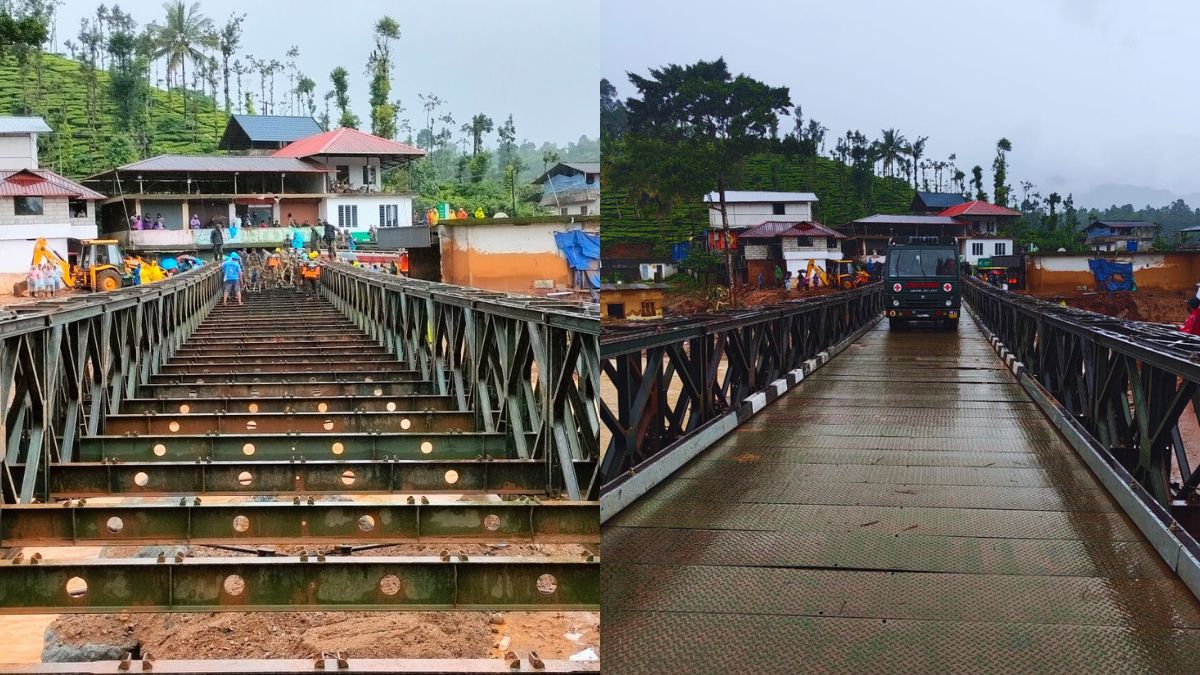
xmin=0 ymin=52 xmax=228 ymax=180
xmin=602 ymin=153 xmax=915 ymax=244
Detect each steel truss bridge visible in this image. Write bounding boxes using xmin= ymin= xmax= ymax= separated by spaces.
xmin=602 ymin=279 xmax=1200 ymax=673
xmin=0 ymin=264 xmax=599 ymax=674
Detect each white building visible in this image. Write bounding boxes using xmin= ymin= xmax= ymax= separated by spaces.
xmin=705 ymin=190 xmax=818 ymax=230
xmin=739 ymin=220 xmax=844 ymax=280
xmin=534 ymin=162 xmax=599 ymax=216
xmin=963 ymin=237 xmax=1012 ymax=265
xmin=0 ymin=117 xmax=103 ymax=274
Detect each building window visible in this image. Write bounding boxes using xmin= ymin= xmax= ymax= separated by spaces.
xmin=640 ymin=301 xmax=656 ymax=316
xmin=14 ymin=196 xmax=43 ymax=215
xmin=561 ymin=207 xmax=568 ymax=216
xmin=337 ymin=204 xmax=358 ymax=228
xmin=335 ymin=165 xmax=350 ymax=183
xmin=772 ymin=203 xmax=786 ymax=215
xmin=379 ymin=204 xmax=399 ymax=227
xmin=796 ymin=236 xmax=813 ymax=247
xmin=994 ymin=242 xmax=1007 ymax=256
xmin=607 ymin=303 xmax=625 ymax=319
xmin=580 ymin=205 xmax=588 ymax=215
xmin=971 ymin=242 xmax=984 ymax=256
xmin=68 ymin=198 xmax=88 ymax=218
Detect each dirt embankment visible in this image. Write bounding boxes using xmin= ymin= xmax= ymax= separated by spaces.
xmin=1029 ymin=288 xmax=1190 ymax=325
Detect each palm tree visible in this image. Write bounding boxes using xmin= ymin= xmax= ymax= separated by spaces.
xmin=874 ymin=128 xmax=906 ymax=178
xmin=906 ymin=136 xmax=927 ymax=189
xmin=149 ymin=1 xmax=216 ymax=118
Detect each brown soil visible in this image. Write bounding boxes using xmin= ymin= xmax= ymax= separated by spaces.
xmin=663 ymin=283 xmax=841 ymax=315
xmin=1029 ymin=288 xmax=1188 ymax=325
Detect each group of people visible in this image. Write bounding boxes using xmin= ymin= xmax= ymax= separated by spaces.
xmin=218 ymin=248 xmax=334 ymax=306
xmin=26 ymin=261 xmax=66 ymax=298
xmin=129 ymin=213 xmax=166 ymax=230
xmin=424 ymin=206 xmax=487 ymax=226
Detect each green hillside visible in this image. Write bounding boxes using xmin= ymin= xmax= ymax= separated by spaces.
xmin=0 ymin=52 xmax=227 ymax=179
xmin=602 ymin=153 xmax=916 ymax=244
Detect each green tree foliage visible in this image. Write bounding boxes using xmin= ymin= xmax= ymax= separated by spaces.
xmin=461 ymin=113 xmax=493 ymax=156
xmin=215 ymin=13 xmax=243 ymax=113
xmin=366 ymin=16 xmax=399 ymax=138
xmin=329 ymin=65 xmax=358 ymax=128
xmin=599 ymin=77 xmax=626 ymax=139
xmin=971 ymin=165 xmax=987 ymax=201
xmin=619 ymin=58 xmax=791 ymax=296
xmin=992 ymin=137 xmax=1011 ymax=207
xmin=148 ymin=0 xmax=216 ymax=125
xmin=0 ymin=2 xmax=49 ymax=57
xmin=873 ymin=128 xmax=906 ymax=178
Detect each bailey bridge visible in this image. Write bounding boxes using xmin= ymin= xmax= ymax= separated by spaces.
xmin=602 ymin=280 xmax=1200 ymax=673
xmin=0 ymin=263 xmax=600 ymax=674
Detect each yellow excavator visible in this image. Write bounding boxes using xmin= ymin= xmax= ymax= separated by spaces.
xmin=803 ymin=259 xmax=870 ymax=290
xmin=28 ymin=237 xmax=131 ymax=293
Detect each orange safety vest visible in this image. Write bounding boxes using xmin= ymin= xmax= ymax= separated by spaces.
xmin=399 ymin=252 xmax=410 ymax=274
xmin=267 ymin=255 xmax=280 ymax=268
xmin=301 ymin=263 xmax=320 ymax=280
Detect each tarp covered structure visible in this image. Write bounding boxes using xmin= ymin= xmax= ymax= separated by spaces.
xmin=1088 ymin=258 xmax=1136 ymax=292
xmin=554 ymin=230 xmax=600 ymax=291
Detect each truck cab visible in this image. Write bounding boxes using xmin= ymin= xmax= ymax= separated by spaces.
xmin=884 ymin=236 xmax=960 ymax=330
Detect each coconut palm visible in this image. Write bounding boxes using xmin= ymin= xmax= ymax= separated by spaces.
xmin=149 ymin=0 xmax=217 ymax=116
xmin=874 ymin=128 xmax=906 ymax=178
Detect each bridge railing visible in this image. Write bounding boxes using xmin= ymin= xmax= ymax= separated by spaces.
xmin=0 ymin=266 xmax=220 ymax=503
xmin=319 ymin=264 xmax=600 ymax=500
xmin=599 ymin=283 xmax=883 ymax=512
xmin=964 ymin=277 xmax=1200 ymax=520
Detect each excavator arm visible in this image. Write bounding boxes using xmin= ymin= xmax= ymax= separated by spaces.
xmin=804 ymin=259 xmax=829 ymax=286
xmin=30 ymin=238 xmax=76 ymax=288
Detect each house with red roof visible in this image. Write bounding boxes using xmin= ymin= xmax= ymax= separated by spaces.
xmin=739 ymin=220 xmax=844 ymax=283
xmin=0 ymin=117 xmax=105 ymax=274
xmin=842 ymin=199 xmax=1021 ymax=266
xmin=937 ymin=200 xmax=1020 ymax=264
xmin=83 ymin=123 xmax=426 ymax=250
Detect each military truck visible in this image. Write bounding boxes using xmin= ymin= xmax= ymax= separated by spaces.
xmin=884 ymin=236 xmax=960 ymax=330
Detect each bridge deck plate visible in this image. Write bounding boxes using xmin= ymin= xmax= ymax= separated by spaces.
xmin=603 ymin=318 xmax=1200 ymax=672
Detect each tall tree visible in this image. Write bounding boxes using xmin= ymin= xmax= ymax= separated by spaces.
xmin=417 ymin=93 xmax=443 ymax=150
xmin=600 ymin=77 xmax=627 ymax=138
xmin=215 ymin=13 xmax=243 ymax=113
xmin=296 ymin=75 xmax=316 ymax=115
xmin=0 ymin=2 xmax=50 ymax=57
xmin=623 ymin=58 xmax=792 ymax=305
xmin=992 ymin=137 xmax=1012 ymax=207
xmin=366 ymin=16 xmax=400 ymax=138
xmin=542 ymin=149 xmax=559 ymax=175
xmin=461 ymin=113 xmax=494 ymax=156
xmin=330 ymin=66 xmax=358 ymax=128
xmin=1045 ymin=191 xmax=1062 ymax=230
xmin=906 ymin=135 xmax=927 ymax=190
xmin=971 ymin=165 xmax=987 ymax=201
xmin=148 ymin=0 xmax=216 ymax=119
xmin=872 ymin=128 xmax=906 ymax=178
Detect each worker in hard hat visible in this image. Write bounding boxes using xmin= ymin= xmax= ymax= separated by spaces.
xmin=300 ymin=250 xmax=320 ymax=297
xmin=221 ymin=252 xmax=243 ymax=306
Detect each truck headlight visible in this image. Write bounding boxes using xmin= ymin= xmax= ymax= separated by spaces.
xmin=945 ymin=300 xmax=952 ymax=307
xmin=893 ymin=299 xmax=900 ymax=307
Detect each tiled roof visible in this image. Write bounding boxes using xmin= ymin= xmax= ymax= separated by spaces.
xmin=0 ymin=169 xmax=104 ymax=199
xmin=937 ymin=200 xmax=1021 ymax=218
xmin=0 ymin=116 xmax=52 ymax=134
xmin=705 ymin=190 xmax=819 ymax=203
xmin=914 ymin=191 xmax=966 ymax=209
xmin=96 ymin=155 xmax=333 ymax=174
xmin=741 ymin=220 xmax=844 ymax=239
xmin=273 ymin=127 xmax=425 ymax=158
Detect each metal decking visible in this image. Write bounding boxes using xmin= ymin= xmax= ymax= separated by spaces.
xmin=603 ymin=317 xmax=1200 ymax=673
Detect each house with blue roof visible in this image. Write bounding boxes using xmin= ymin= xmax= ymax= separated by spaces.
xmin=910 ymin=191 xmax=966 ymax=215
xmin=217 ymin=115 xmax=324 ymax=153
xmin=534 ymin=161 xmax=599 ymax=216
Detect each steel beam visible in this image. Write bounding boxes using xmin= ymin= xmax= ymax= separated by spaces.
xmin=76 ymin=432 xmax=510 ymax=462
xmin=103 ymin=410 xmax=477 ymax=435
xmin=139 ymin=381 xmax=431 ymax=399
xmin=121 ymin=394 xmax=458 ymax=415
xmin=0 ymin=657 xmax=599 ymax=673
xmin=0 ymin=556 xmax=599 ymax=612
xmin=149 ymin=370 xmax=422 ymax=384
xmin=0 ymin=500 xmax=599 ymax=546
xmin=28 ymin=459 xmax=594 ymax=496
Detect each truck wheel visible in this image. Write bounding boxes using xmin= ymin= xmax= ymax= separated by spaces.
xmin=889 ymin=317 xmax=905 ymax=330
xmin=96 ymin=269 xmax=122 ymax=292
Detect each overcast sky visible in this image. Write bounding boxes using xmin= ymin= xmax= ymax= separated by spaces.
xmin=54 ymin=0 xmax=597 ymax=148
xmin=603 ymin=0 xmax=1200 ymax=207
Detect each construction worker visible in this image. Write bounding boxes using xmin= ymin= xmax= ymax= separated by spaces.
xmin=221 ymin=253 xmax=243 ymax=306
xmin=300 ymin=250 xmax=321 ymax=297
xmin=399 ymin=250 xmax=410 ymax=277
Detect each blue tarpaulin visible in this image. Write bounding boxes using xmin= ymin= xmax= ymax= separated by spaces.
xmin=1088 ymin=258 xmax=1136 ymax=292
xmin=553 ymin=230 xmax=599 ymax=270
xmin=671 ymin=242 xmax=690 ymax=262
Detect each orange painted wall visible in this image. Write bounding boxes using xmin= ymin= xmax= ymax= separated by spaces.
xmin=439 ymin=242 xmax=572 ymax=293
xmin=1027 ymin=253 xmax=1200 ymax=295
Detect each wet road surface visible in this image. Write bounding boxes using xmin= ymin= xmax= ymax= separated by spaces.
xmin=603 ymin=316 xmax=1200 ymax=673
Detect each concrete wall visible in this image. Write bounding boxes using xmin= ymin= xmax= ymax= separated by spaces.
xmin=320 ymin=194 xmax=414 ymax=232
xmin=439 ymin=217 xmax=596 ymax=293
xmin=708 ymin=201 xmax=814 ymax=229
xmin=1027 ymin=252 xmax=1200 ymax=295
xmin=0 ymin=134 xmax=37 ymax=170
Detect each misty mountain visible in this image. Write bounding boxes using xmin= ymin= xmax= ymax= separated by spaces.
xmin=1077 ymin=183 xmax=1200 ymax=211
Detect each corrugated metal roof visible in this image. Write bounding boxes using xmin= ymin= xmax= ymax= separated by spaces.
xmin=1089 ymin=219 xmax=1159 ymax=230
xmin=704 ymin=190 xmax=819 ymax=203
xmin=740 ymin=220 xmax=844 ymax=239
xmin=938 ymin=200 xmax=1021 ymax=218
xmin=0 ymin=116 xmax=52 ymax=134
xmin=227 ymin=115 xmax=322 ymax=143
xmin=853 ymin=214 xmax=962 ymax=226
xmin=914 ymin=191 xmax=966 ymax=209
xmin=273 ymin=128 xmax=425 ymax=158
xmin=562 ymin=162 xmax=600 ymax=174
xmin=106 ymin=155 xmax=333 ymax=173
xmin=0 ymin=169 xmax=104 ymax=199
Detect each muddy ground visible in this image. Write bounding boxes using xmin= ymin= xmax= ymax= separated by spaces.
xmin=1029 ymin=287 xmax=1190 ymax=325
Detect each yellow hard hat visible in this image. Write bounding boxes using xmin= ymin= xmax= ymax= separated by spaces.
xmin=308 ymin=251 xmax=319 ymax=260
xmin=275 ymin=247 xmax=282 ymax=252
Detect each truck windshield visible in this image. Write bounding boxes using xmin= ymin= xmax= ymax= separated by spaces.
xmin=887 ymin=248 xmax=957 ymax=278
